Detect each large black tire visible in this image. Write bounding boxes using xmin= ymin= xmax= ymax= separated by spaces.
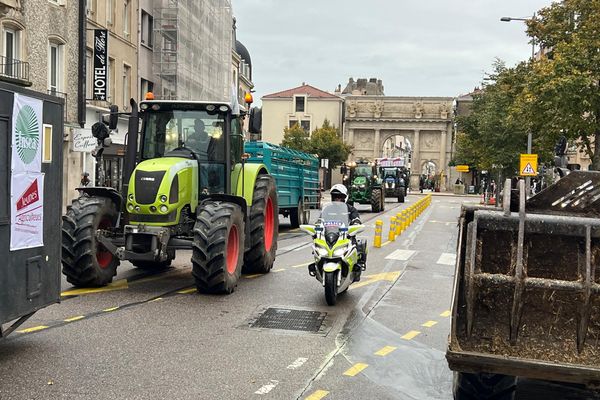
xmin=371 ymin=188 xmax=383 ymax=212
xmin=324 ymin=271 xmax=338 ymax=306
xmin=453 ymin=372 xmax=517 ymax=400
xmin=192 ymin=201 xmax=245 ymax=294
xmin=62 ymin=196 xmax=120 ymax=287
xmin=243 ymin=175 xmax=278 ymax=274
xmin=289 ymin=199 xmax=302 ymax=228
xmin=132 ymin=249 xmax=175 ymax=270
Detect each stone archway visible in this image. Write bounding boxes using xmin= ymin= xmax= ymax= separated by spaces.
xmin=344 ymin=96 xmax=454 ymax=190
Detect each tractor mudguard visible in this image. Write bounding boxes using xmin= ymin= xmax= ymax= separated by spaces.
xmin=76 ymin=186 xmax=123 ymax=210
xmin=232 ymin=163 xmax=269 ymax=207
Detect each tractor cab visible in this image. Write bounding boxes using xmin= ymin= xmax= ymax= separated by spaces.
xmin=340 ymin=161 xmax=385 ymax=212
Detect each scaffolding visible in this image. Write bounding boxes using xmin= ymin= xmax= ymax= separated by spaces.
xmin=153 ymin=0 xmax=232 ymax=102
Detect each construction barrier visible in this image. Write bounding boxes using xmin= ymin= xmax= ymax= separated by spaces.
xmin=374 ymin=220 xmax=383 ymax=248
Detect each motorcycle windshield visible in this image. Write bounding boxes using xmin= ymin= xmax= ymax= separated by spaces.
xmin=320 ymin=202 xmax=350 ymax=233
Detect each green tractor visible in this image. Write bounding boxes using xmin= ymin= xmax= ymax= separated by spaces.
xmin=61 ymin=99 xmax=278 ymax=294
xmin=341 ymin=161 xmax=385 ymax=212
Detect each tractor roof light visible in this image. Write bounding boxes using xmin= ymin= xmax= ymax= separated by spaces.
xmin=145 ymin=92 xmax=155 ymax=100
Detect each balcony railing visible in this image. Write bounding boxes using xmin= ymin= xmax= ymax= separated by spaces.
xmin=0 ymin=55 xmax=31 ymax=85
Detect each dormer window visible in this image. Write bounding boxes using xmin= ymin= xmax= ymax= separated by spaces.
xmin=295 ymin=96 xmax=305 ymax=112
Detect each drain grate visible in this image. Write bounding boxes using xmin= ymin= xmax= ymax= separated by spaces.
xmin=250 ymin=308 xmax=327 ymax=332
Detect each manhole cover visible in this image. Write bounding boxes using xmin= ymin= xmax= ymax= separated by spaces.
xmin=250 ymin=308 xmax=327 ymax=333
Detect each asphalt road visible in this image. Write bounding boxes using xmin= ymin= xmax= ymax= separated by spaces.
xmin=1 ymin=194 xmax=598 ymax=399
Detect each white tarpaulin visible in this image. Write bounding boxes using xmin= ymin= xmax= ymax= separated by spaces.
xmin=10 ymin=173 xmax=44 ymax=250
xmin=12 ymin=93 xmax=43 ymax=173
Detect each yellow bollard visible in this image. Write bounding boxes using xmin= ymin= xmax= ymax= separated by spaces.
xmin=395 ymin=213 xmax=402 ymax=235
xmin=388 ymin=217 xmax=396 ymax=241
xmin=401 ymin=210 xmax=408 ymax=230
xmin=374 ymin=220 xmax=383 ymax=248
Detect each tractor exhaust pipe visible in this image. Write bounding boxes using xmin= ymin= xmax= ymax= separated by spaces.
xmin=121 ymin=98 xmax=139 ymax=204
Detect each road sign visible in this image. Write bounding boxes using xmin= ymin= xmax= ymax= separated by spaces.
xmin=520 ymin=154 xmax=538 ymax=176
xmin=455 ymin=165 xmax=469 ymax=172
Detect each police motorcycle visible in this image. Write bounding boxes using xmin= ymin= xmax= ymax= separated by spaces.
xmin=300 ymin=202 xmax=366 ymax=305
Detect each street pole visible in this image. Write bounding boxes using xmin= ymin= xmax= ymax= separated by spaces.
xmin=526 ymin=131 xmax=532 ymax=196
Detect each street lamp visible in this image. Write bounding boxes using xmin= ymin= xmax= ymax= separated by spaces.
xmin=501 ymin=13 xmax=537 ymax=195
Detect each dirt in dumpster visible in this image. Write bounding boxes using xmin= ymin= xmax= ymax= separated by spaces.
xmin=459 ymin=231 xmax=600 ymax=366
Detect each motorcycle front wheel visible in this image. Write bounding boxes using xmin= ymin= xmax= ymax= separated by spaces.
xmin=324 ymin=271 xmax=338 ymax=306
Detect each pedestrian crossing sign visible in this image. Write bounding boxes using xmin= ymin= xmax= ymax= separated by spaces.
xmin=520 ymin=154 xmax=538 ymax=176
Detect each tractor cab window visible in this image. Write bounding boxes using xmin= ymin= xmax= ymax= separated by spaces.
xmin=355 ymin=165 xmax=372 ymax=177
xmin=141 ymin=109 xmax=226 ymax=163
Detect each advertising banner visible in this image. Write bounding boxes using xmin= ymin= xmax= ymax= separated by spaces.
xmin=93 ymin=29 xmax=109 ymax=101
xmin=10 ymin=173 xmax=44 ymax=250
xmin=11 ymin=93 xmax=43 ymax=173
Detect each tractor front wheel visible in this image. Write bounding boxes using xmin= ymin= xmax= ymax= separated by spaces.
xmin=243 ymin=175 xmax=278 ymax=274
xmin=61 ymin=196 xmax=120 ymax=287
xmin=192 ymin=202 xmax=245 ymax=294
xmin=371 ymin=189 xmax=383 ymax=213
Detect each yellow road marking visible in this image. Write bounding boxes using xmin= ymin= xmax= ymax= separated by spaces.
xmin=148 ymin=297 xmax=163 ymax=303
xmin=305 ymin=390 xmax=329 ymax=400
xmin=245 ymin=274 xmax=262 ymax=279
xmin=177 ymin=288 xmax=197 ymax=294
xmin=291 ymin=262 xmax=311 ymax=268
xmin=422 ymin=320 xmax=438 ymax=328
xmin=64 ymin=316 xmax=85 ymax=322
xmin=61 ymin=279 xmax=128 ymax=297
xmin=102 ymin=306 xmax=120 ymax=312
xmin=273 ymin=268 xmax=286 ymax=272
xmin=17 ymin=325 xmax=48 ymax=333
xmin=401 ymin=330 xmax=421 ymax=340
xmin=440 ymin=310 xmax=452 ymax=317
xmin=343 ymin=363 xmax=369 ymax=377
xmin=374 ymin=346 xmax=397 ymax=356
xmin=350 ymin=271 xmax=402 ymax=290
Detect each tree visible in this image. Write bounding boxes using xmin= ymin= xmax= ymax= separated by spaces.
xmin=280 ymin=123 xmax=311 ymax=153
xmin=309 ymin=119 xmax=352 ymax=168
xmin=524 ymin=0 xmax=600 ymax=169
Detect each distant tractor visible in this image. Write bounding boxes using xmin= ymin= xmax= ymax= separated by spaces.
xmin=62 ymin=98 xmax=278 ymax=294
xmin=341 ymin=161 xmax=385 ymax=213
xmin=377 ymin=158 xmax=409 ymax=203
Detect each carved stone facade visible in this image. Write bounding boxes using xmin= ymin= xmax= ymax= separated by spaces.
xmin=344 ymin=96 xmax=455 ymax=190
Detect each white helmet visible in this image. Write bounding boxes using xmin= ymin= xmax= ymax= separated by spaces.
xmin=330 ymin=184 xmax=348 ymax=201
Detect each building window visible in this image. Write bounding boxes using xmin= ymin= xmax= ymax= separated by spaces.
xmin=122 ymin=64 xmax=131 ymax=109
xmin=2 ymin=27 xmax=21 ymax=78
xmin=106 ymin=0 xmax=114 ymax=25
xmin=48 ymin=41 xmax=64 ymax=94
xmin=301 ymin=120 xmax=310 ymax=133
xmin=108 ymin=57 xmax=115 ymax=101
xmin=295 ymin=96 xmax=305 ymax=112
xmin=86 ymin=0 xmax=96 ymax=16
xmin=123 ymin=0 xmax=130 ymax=38
xmin=141 ymin=10 xmax=153 ymax=47
xmin=289 ymin=120 xmax=298 ymax=129
xmin=140 ymin=78 xmax=154 ymax=101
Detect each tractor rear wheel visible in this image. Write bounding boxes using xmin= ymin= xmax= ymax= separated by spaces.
xmin=192 ymin=201 xmax=245 ymax=294
xmin=371 ymin=189 xmax=383 ymax=212
xmin=61 ymin=196 xmax=120 ymax=287
xmin=243 ymin=175 xmax=278 ymax=274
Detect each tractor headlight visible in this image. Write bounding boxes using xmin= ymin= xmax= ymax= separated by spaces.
xmin=333 ymin=244 xmax=349 ymax=257
xmin=127 ymin=203 xmax=134 ymax=211
xmin=160 ymin=195 xmax=168 ymax=203
xmin=128 ymin=194 xmax=134 ymax=201
xmin=159 ymin=205 xmax=169 ymax=213
xmin=314 ymin=244 xmax=329 ymax=257
xmin=359 ymin=184 xmax=366 ymax=189
xmin=150 ymin=206 xmax=157 ymax=213
xmin=135 ymin=206 xmax=141 ymax=212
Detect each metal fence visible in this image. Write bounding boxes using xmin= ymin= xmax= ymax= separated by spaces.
xmin=0 ymin=55 xmax=30 ymax=82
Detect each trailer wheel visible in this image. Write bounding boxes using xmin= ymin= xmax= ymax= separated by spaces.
xmin=290 ymin=198 xmax=310 ymax=228
xmin=371 ymin=189 xmax=382 ymax=212
xmin=192 ymin=202 xmax=245 ymax=294
xmin=453 ymin=372 xmax=516 ymax=400
xmin=61 ymin=196 xmax=120 ymax=287
xmin=132 ymin=249 xmax=175 ymax=270
xmin=243 ymin=175 xmax=278 ymax=274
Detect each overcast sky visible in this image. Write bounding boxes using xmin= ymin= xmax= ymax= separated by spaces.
xmin=233 ymin=0 xmax=554 ymax=103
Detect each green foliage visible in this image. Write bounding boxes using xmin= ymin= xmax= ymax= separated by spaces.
xmin=281 ymin=123 xmax=311 ymax=153
xmin=308 ymin=119 xmax=352 ymax=168
xmin=456 ymin=0 xmax=600 ymax=171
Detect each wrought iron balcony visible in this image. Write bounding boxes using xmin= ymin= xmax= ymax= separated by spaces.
xmin=0 ymin=55 xmax=31 ymax=86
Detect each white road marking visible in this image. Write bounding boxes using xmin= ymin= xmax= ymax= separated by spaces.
xmin=385 ymin=249 xmax=416 ymax=261
xmin=293 ymin=243 xmax=312 ymax=252
xmin=254 ymin=380 xmax=279 ymax=395
xmin=437 ymin=253 xmax=456 ymax=265
xmin=287 ymin=357 xmax=309 ymax=369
